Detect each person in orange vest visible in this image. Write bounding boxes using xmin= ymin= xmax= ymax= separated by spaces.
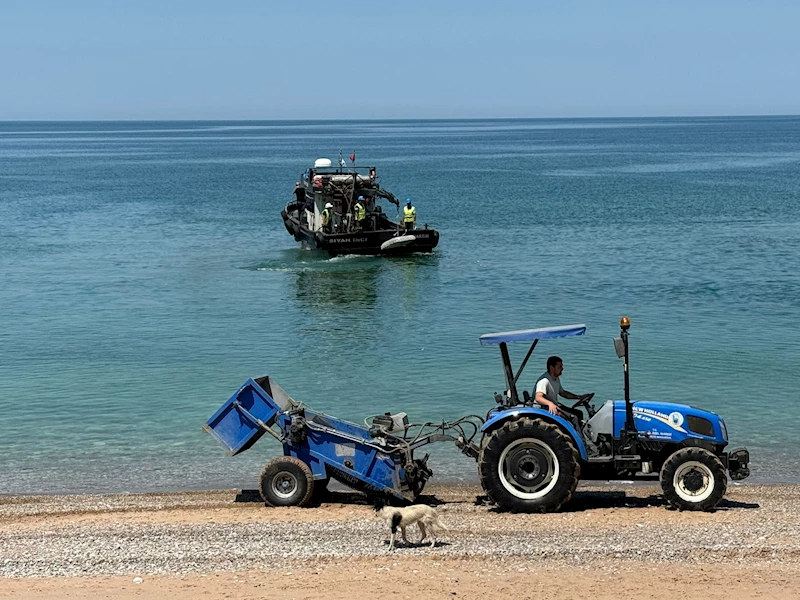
xmin=403 ymin=198 xmax=416 ymax=232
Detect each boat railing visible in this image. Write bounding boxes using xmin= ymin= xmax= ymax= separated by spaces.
xmin=308 ymin=166 xmax=377 ymax=176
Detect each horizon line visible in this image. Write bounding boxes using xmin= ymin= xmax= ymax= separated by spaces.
xmin=1 ymin=113 xmax=799 ymax=123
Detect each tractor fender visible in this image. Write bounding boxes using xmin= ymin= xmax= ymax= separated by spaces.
xmin=481 ymin=408 xmax=588 ymax=461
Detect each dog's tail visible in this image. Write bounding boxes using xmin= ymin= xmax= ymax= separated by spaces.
xmin=432 ymin=515 xmax=448 ymax=531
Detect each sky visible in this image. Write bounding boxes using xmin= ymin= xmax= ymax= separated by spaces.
xmin=1 ymin=0 xmax=799 ymax=120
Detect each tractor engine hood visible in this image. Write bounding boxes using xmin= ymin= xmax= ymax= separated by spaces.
xmin=623 ymin=401 xmax=728 ymax=445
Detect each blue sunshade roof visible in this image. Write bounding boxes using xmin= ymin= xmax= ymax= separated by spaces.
xmin=479 ymin=324 xmax=587 ymax=345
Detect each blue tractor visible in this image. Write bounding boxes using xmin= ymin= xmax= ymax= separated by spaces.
xmin=204 ymin=317 xmax=749 ymax=512
xmin=472 ymin=317 xmax=750 ymax=512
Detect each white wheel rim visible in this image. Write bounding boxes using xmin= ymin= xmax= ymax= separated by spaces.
xmin=673 ymin=461 xmax=715 ymax=503
xmin=271 ymin=470 xmax=299 ymax=499
xmin=498 ymin=438 xmax=560 ymax=499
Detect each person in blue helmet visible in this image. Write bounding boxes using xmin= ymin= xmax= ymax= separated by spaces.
xmin=354 ymin=195 xmax=367 ymax=230
xmin=403 ymin=198 xmax=416 ymax=232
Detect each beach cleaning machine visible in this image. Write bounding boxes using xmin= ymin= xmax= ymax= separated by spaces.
xmin=203 ymin=375 xmax=484 ymax=507
xmin=204 ymin=317 xmax=750 ymax=512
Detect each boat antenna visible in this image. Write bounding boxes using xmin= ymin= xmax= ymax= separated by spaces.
xmin=349 ymin=170 xmax=357 ymax=232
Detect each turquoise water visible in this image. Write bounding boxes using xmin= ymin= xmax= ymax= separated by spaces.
xmin=1 ymin=117 xmax=799 ymax=494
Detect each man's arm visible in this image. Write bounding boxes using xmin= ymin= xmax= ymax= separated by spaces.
xmin=559 ymin=389 xmax=590 ymax=401
xmin=534 ymin=391 xmax=559 ymax=415
xmin=559 ymin=388 xmax=580 ymax=401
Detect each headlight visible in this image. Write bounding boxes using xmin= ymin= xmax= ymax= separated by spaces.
xmin=719 ymin=419 xmax=728 ymax=441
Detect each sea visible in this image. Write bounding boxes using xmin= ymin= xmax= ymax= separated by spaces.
xmin=1 ymin=117 xmax=799 ymax=495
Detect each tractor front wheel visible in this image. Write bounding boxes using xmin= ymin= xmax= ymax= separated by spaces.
xmin=479 ymin=417 xmax=580 ymax=513
xmin=660 ymin=447 xmax=727 ymax=511
xmin=259 ymin=457 xmax=315 ymax=507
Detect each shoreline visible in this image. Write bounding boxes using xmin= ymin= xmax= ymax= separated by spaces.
xmin=2 ymin=483 xmax=799 ymax=598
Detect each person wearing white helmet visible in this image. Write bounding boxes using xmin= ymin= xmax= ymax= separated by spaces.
xmin=321 ymin=202 xmax=334 ymax=233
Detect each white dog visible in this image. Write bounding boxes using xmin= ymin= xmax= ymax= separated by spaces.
xmin=374 ymin=502 xmax=447 ymax=551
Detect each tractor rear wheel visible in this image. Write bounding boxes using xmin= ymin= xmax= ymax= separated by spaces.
xmin=259 ymin=457 xmax=314 ymax=507
xmin=660 ymin=447 xmax=727 ymax=511
xmin=479 ymin=417 xmax=580 ymax=513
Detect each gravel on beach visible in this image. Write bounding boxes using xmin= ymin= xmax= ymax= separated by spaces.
xmin=1 ymin=483 xmax=798 ymax=579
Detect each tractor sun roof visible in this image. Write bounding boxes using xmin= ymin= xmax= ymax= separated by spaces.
xmin=479 ymin=324 xmax=587 ymax=345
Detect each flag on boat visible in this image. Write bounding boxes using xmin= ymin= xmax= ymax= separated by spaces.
xmin=350 ymin=152 xmax=356 ymax=164
xmin=339 ymin=156 xmax=347 ymax=167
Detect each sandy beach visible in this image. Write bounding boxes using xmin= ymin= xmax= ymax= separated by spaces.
xmin=2 ymin=483 xmax=799 ymax=599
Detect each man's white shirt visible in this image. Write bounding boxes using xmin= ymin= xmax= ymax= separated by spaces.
xmin=534 ymin=372 xmax=562 ymax=404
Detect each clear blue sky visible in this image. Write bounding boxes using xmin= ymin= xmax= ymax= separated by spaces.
xmin=2 ymin=0 xmax=798 ymax=120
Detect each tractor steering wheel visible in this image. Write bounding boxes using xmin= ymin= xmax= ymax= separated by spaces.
xmin=570 ymin=393 xmax=595 ymax=412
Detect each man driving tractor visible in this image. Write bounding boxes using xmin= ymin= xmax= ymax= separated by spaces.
xmin=534 ymin=356 xmax=593 ymax=429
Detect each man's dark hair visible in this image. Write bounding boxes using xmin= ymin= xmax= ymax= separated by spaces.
xmin=546 ymin=356 xmax=563 ymax=370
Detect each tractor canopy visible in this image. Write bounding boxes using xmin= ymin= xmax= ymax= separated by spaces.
xmin=479 ymin=324 xmax=587 ymax=345
xmin=479 ymin=324 xmax=587 ymax=408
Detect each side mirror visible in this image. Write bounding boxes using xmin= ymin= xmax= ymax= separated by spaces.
xmin=613 ymin=337 xmax=625 ymax=358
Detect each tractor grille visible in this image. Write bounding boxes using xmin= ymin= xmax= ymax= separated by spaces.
xmin=686 ymin=415 xmax=715 ymax=437
xmin=638 ymin=439 xmax=668 ymax=453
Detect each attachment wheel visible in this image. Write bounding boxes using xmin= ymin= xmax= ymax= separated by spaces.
xmin=259 ymin=456 xmax=315 ymax=507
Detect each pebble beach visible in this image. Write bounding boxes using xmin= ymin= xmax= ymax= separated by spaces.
xmin=2 ymin=483 xmax=799 ymax=599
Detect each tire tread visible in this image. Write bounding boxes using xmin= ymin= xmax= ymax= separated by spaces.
xmin=659 ymin=447 xmax=727 ymax=511
xmin=479 ymin=417 xmax=580 ymax=513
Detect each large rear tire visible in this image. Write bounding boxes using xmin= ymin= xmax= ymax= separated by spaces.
xmin=479 ymin=418 xmax=580 ymax=513
xmin=660 ymin=447 xmax=727 ymax=511
xmin=259 ymin=457 xmax=314 ymax=507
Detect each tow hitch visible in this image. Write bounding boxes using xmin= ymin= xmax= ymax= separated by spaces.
xmin=728 ymin=447 xmax=750 ymax=481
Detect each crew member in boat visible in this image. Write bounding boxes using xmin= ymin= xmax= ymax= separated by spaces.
xmin=321 ymin=202 xmax=334 ymax=233
xmin=354 ymin=196 xmax=367 ymax=231
xmin=403 ymin=198 xmax=416 ymax=232
xmin=293 ymin=181 xmax=307 ymax=225
xmin=364 ymin=193 xmax=377 ymax=230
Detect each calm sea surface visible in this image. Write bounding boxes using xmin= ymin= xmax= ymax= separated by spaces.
xmin=1 ymin=117 xmax=799 ymax=494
